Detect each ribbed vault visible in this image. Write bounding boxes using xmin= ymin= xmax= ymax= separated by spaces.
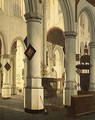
xmin=47 ymin=27 xmax=65 ymax=47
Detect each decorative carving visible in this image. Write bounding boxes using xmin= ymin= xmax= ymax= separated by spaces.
xmin=64 ymin=31 xmax=77 ymax=38
xmin=24 ymin=12 xmax=42 ymax=22
xmin=76 ymin=44 xmax=90 ymax=91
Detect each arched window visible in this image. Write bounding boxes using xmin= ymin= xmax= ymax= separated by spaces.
xmin=46 ymin=0 xmax=50 ymax=20
xmin=14 ymin=0 xmax=23 ymax=17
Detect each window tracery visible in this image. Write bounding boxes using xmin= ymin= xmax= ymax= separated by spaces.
xmin=14 ymin=0 xmax=23 ymax=17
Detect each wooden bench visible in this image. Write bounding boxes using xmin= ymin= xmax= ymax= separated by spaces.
xmin=67 ymin=94 xmax=94 ymax=117
xmin=78 ymin=90 xmax=95 ymax=104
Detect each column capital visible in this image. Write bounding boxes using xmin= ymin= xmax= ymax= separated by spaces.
xmin=24 ymin=12 xmax=42 ymax=23
xmin=2 ymin=54 xmax=10 ymax=59
xmin=64 ymin=31 xmax=77 ymax=38
xmin=89 ymin=42 xmax=95 ymax=48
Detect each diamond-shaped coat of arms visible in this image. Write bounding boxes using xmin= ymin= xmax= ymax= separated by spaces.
xmin=24 ymin=44 xmax=36 ymax=61
xmin=4 ymin=62 xmax=11 ymax=71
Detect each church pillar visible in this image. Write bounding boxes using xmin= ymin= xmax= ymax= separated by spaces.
xmin=23 ymin=58 xmax=27 ymax=88
xmin=89 ymin=42 xmax=95 ymax=91
xmin=24 ymin=12 xmax=44 ymax=113
xmin=63 ymin=31 xmax=77 ymax=106
xmin=0 ymin=58 xmax=2 ymax=94
xmin=11 ymin=55 xmax=17 ymax=95
xmin=2 ymin=54 xmax=11 ymax=98
xmin=23 ymin=58 xmax=27 ymax=92
xmin=42 ymin=0 xmax=47 ymax=77
xmin=0 ymin=70 xmax=2 ymax=94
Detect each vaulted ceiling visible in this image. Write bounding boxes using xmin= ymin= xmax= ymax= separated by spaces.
xmin=47 ymin=27 xmax=65 ymax=47
xmin=86 ymin=0 xmax=95 ymax=7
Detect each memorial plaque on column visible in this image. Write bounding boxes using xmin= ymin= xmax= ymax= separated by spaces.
xmin=4 ymin=62 xmax=11 ymax=71
xmin=24 ymin=44 xmax=36 ymax=60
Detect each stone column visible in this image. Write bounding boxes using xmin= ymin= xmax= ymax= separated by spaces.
xmin=24 ymin=12 xmax=44 ymax=113
xmin=0 ymin=70 xmax=2 ymax=94
xmin=89 ymin=42 xmax=95 ymax=91
xmin=2 ymin=54 xmax=11 ymax=98
xmin=42 ymin=0 xmax=47 ymax=77
xmin=63 ymin=31 xmax=77 ymax=106
xmin=0 ymin=57 xmax=2 ymax=94
xmin=0 ymin=56 xmax=3 ymax=94
xmin=11 ymin=55 xmax=17 ymax=95
xmin=23 ymin=58 xmax=27 ymax=94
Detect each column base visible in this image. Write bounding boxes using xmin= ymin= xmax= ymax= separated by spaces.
xmin=63 ymin=80 xmax=77 ymax=106
xmin=63 ymin=88 xmax=77 ymax=106
xmin=11 ymin=86 xmax=17 ymax=95
xmin=24 ymin=108 xmax=44 ymax=114
xmin=24 ymin=86 xmax=44 ymax=111
xmin=2 ymin=84 xmax=11 ymax=98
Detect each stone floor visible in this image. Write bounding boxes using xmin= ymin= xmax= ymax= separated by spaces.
xmin=0 ymin=93 xmax=95 ymax=120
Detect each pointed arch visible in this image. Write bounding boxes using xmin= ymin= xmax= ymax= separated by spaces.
xmin=53 ymin=46 xmax=64 ymax=62
xmin=0 ymin=30 xmax=7 ymax=54
xmin=58 ymin=0 xmax=75 ymax=31
xmin=10 ymin=36 xmax=26 ymax=53
xmin=78 ymin=7 xmax=95 ymax=42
